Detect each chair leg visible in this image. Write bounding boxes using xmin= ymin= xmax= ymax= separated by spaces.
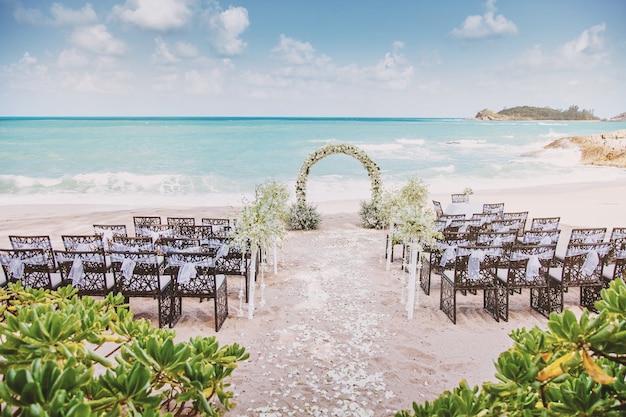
xmin=419 ymin=257 xmax=431 ymax=296
xmin=214 ymin=279 xmax=229 ymax=332
xmin=483 ymin=286 xmax=500 ymax=322
xmin=440 ymin=276 xmax=456 ymax=324
xmin=580 ymin=285 xmax=602 ymax=313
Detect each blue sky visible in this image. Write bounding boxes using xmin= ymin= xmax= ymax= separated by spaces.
xmin=1 ymin=0 xmax=624 ymax=118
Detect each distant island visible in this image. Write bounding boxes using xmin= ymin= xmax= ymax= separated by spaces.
xmin=474 ymin=105 xmax=599 ymax=121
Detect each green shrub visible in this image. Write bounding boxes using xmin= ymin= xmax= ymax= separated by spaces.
xmin=396 ymin=278 xmax=626 ymax=417
xmin=0 ymin=283 xmax=249 ymax=416
xmin=287 ymin=203 xmax=321 ymax=230
xmin=359 ymin=200 xmax=385 ymax=229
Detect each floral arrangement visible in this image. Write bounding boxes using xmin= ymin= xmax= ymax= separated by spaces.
xmin=380 ymin=177 xmax=440 ymax=247
xmin=232 ymin=180 xmax=290 ymax=251
xmin=295 ymin=143 xmax=383 ymax=207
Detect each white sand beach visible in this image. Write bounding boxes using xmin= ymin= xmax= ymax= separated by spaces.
xmin=0 ymin=180 xmax=625 ymax=416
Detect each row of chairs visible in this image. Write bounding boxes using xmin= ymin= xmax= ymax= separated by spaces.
xmin=421 ymin=226 xmax=626 ymax=323
xmin=0 ymin=216 xmax=250 ymax=332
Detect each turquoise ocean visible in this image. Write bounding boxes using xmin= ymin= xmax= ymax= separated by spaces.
xmin=1 ymin=117 xmax=625 ymax=207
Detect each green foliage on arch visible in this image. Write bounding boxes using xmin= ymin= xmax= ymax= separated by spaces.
xmin=295 ymin=143 xmax=382 ymax=206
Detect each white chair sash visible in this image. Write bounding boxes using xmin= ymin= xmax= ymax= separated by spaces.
xmin=177 ymin=263 xmax=197 ymax=284
xmin=69 ymin=258 xmax=84 ymax=286
xmin=9 ymin=258 xmax=24 ymax=279
xmin=510 ymin=250 xmax=551 ymax=281
xmin=440 ymin=245 xmax=456 ymax=267
xmin=100 ymin=230 xmax=114 ymax=249
xmin=121 ymin=258 xmax=137 ymax=280
xmin=468 ymin=249 xmax=485 ymax=280
xmin=581 ymin=250 xmax=600 ymax=276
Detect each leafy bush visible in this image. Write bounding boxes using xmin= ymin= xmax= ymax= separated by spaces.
xmin=359 ymin=200 xmax=385 ymax=229
xmin=0 ymin=283 xmax=249 ymax=416
xmin=396 ymin=278 xmax=626 ymax=416
xmin=287 ymin=203 xmax=321 ymax=230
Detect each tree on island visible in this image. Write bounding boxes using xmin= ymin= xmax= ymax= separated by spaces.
xmin=475 ymin=105 xmax=599 ymax=121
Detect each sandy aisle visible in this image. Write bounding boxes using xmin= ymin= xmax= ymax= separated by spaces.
xmin=0 ymin=180 xmax=624 ymax=416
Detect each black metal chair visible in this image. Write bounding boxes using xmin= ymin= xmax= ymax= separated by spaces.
xmin=54 ymin=249 xmax=116 ymax=297
xmin=93 ymin=224 xmax=128 ymax=253
xmin=9 ymin=235 xmax=57 ymax=273
xmin=109 ymin=249 xmax=179 ymax=328
xmin=0 ymin=248 xmax=62 ymax=290
xmin=165 ymin=250 xmax=229 ymax=331
xmin=495 ymin=245 xmax=561 ymax=321
xmin=548 ymin=242 xmax=611 ymax=312
xmin=439 ymin=245 xmax=502 ymax=324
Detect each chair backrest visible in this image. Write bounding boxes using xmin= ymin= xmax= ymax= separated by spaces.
xmin=165 ymin=251 xmax=216 ymax=292
xmin=476 ymin=231 xmax=517 ymax=247
xmin=609 ymin=227 xmax=626 ymax=244
xmin=506 ymin=245 xmax=556 ymax=285
xmin=93 ymin=224 xmax=128 ymax=252
xmin=521 ymin=229 xmax=561 ymax=245
xmin=484 ymin=219 xmax=522 ymax=234
xmin=530 ymin=217 xmax=560 ymax=231
xmin=502 ymin=211 xmax=528 ymax=235
xmin=451 ymin=245 xmax=502 ymax=287
xmin=134 ymin=224 xmax=174 ymax=242
xmin=451 ymin=193 xmax=469 ymax=203
xmin=568 ymin=227 xmax=607 ymax=244
xmin=176 ymin=225 xmax=216 ymax=240
xmin=8 ymin=235 xmax=56 ymax=272
xmin=109 ymin=250 xmax=165 ymax=294
xmin=482 ymin=203 xmax=504 ymax=216
xmin=133 ymin=216 xmax=162 ymax=228
xmin=167 ymin=217 xmax=195 ymax=226
xmin=160 ymin=237 xmax=202 ymax=255
xmin=112 ymin=236 xmax=155 ymax=251
xmin=61 ymin=235 xmax=104 ymax=252
xmin=0 ymin=248 xmax=54 ymax=289
xmin=54 ymin=250 xmax=110 ymax=292
xmin=201 ymin=218 xmax=231 ymax=235
xmin=201 ymin=217 xmax=230 ymax=225
xmin=560 ymin=242 xmax=611 ymax=285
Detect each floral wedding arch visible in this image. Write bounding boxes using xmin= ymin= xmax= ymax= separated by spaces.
xmin=295 ymin=143 xmax=382 ymax=206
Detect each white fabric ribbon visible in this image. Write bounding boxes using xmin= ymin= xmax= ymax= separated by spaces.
xmin=468 ymin=249 xmax=485 ymax=280
xmin=101 ymin=230 xmax=114 ymax=249
xmin=121 ymin=258 xmax=137 ymax=280
xmin=69 ymin=258 xmax=84 ymax=286
xmin=440 ymin=245 xmax=456 ymax=267
xmin=177 ymin=263 xmax=197 ymax=284
xmin=9 ymin=258 xmax=24 ymax=279
xmin=581 ymin=250 xmax=600 ymax=276
xmin=525 ymin=255 xmax=541 ymax=281
xmin=216 ymin=243 xmax=229 ymax=260
xmin=540 ymin=236 xmax=552 ymax=245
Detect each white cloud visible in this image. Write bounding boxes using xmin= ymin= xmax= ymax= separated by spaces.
xmin=69 ymin=24 xmax=129 ymax=56
xmin=514 ymin=24 xmax=610 ymax=71
xmin=13 ymin=6 xmax=47 ymax=25
xmin=370 ymin=41 xmax=414 ymax=89
xmin=57 ymin=48 xmax=90 ymax=68
xmin=560 ymin=23 xmax=608 ymax=63
xmin=50 ymin=3 xmax=98 ymax=26
xmin=151 ymin=37 xmax=181 ymax=65
xmin=451 ymin=0 xmax=518 ymax=39
xmin=1 ymin=53 xmax=52 ymax=92
xmin=208 ymin=6 xmax=249 ymax=55
xmin=272 ymin=34 xmax=330 ymax=66
xmin=184 ymin=69 xmax=224 ymax=94
xmin=13 ymin=3 xmax=98 ymax=26
xmin=113 ymin=0 xmax=193 ymax=31
xmin=175 ymin=41 xmax=198 ymax=58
